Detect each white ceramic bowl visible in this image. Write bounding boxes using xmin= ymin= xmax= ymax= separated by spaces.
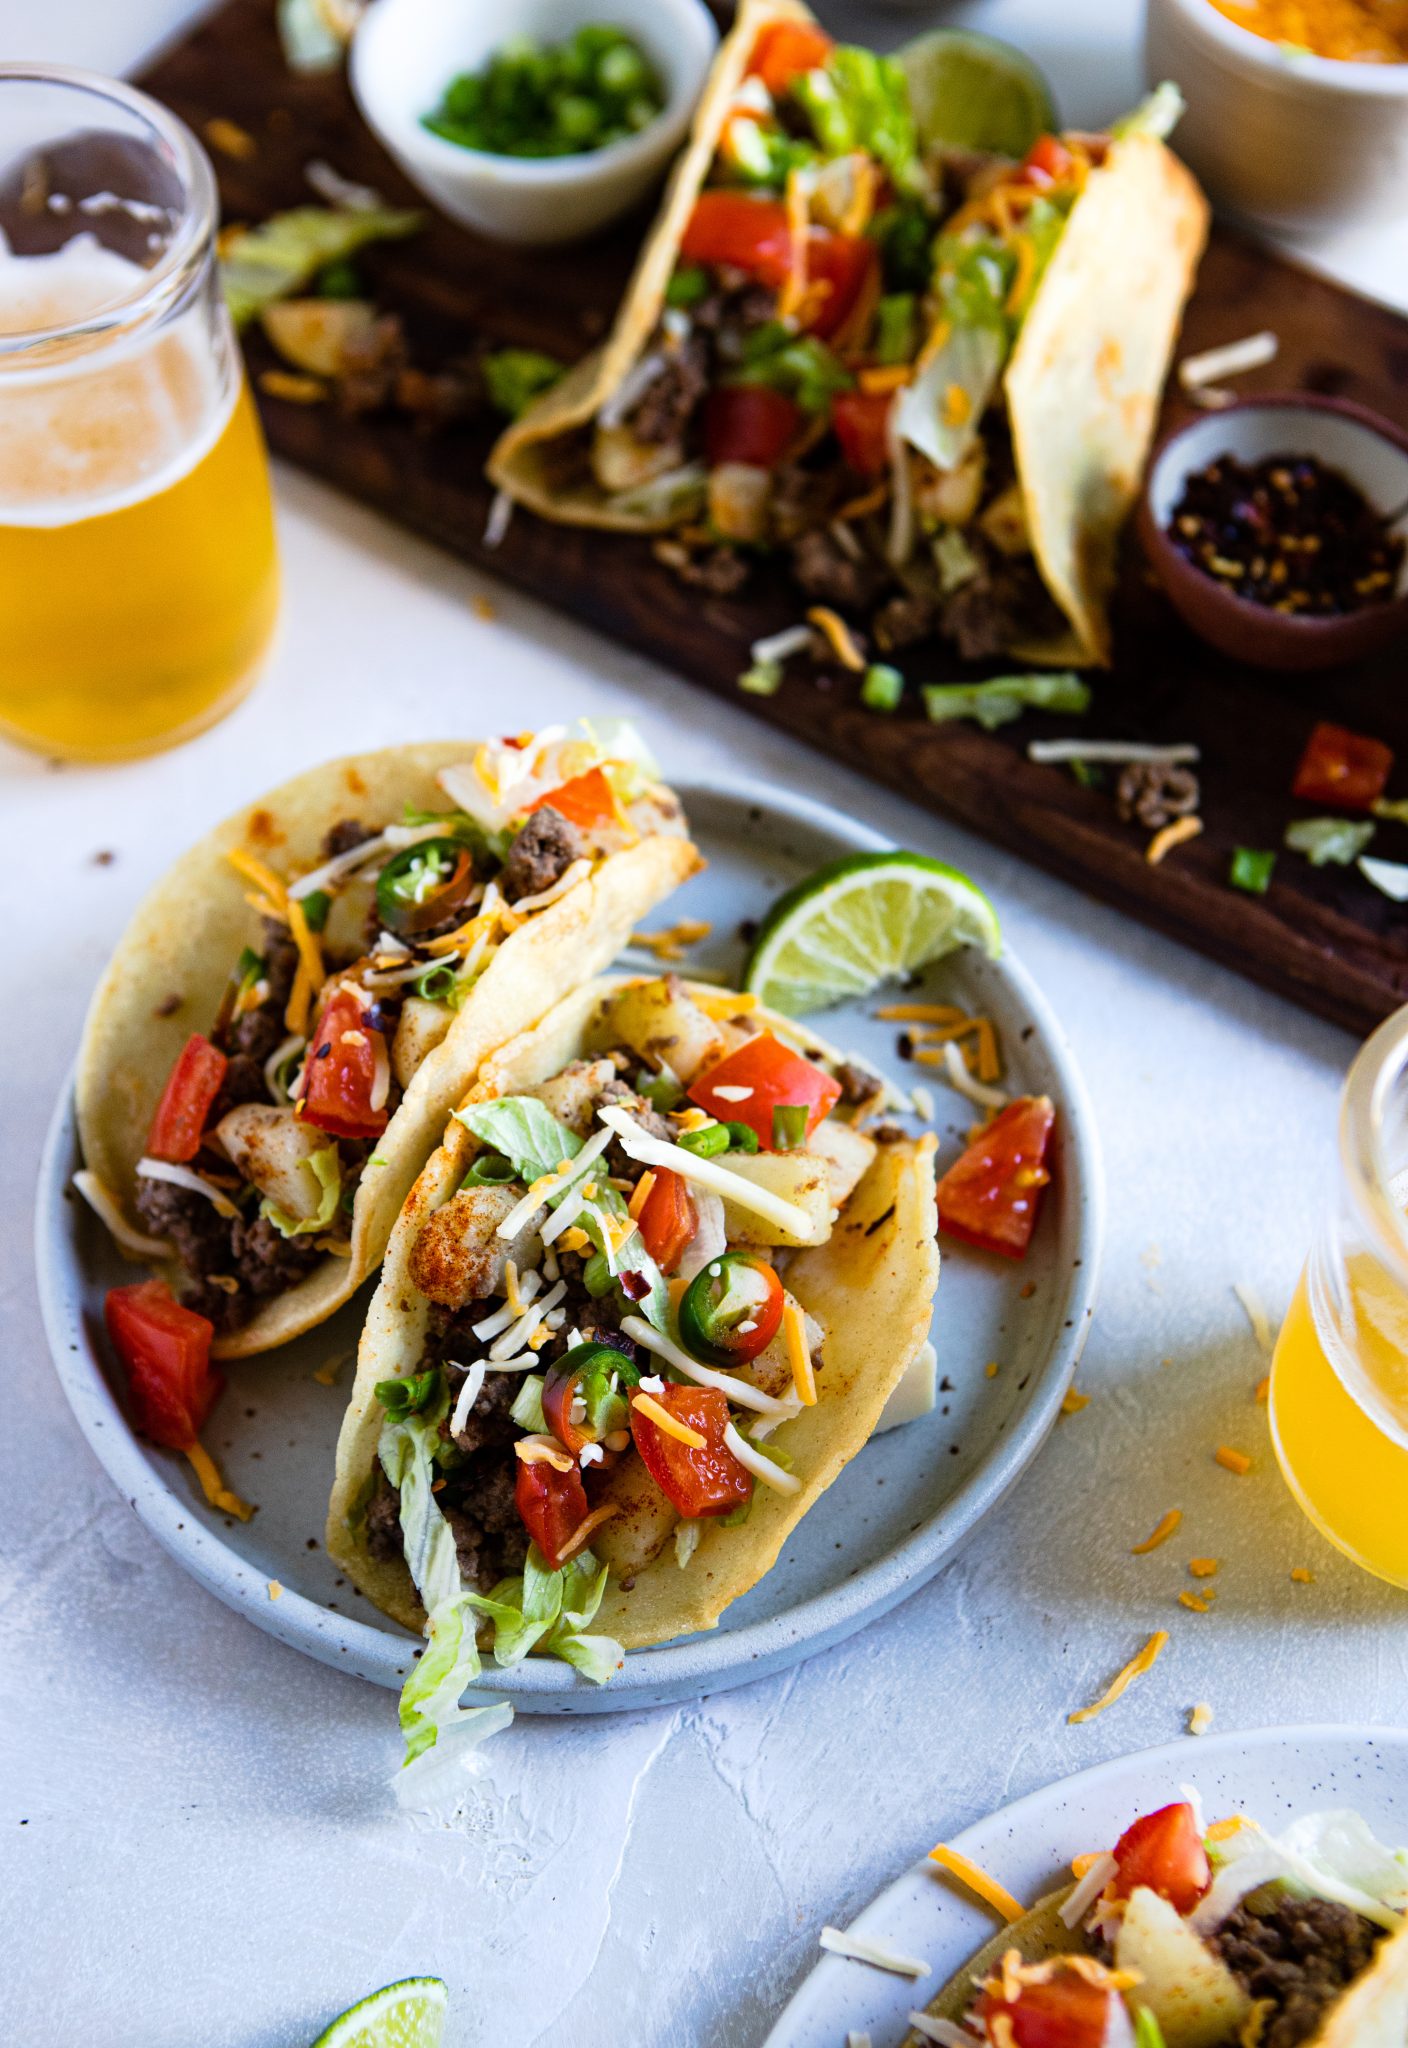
xmin=351 ymin=0 xmax=719 ymax=246
xmin=1145 ymin=0 xmax=1408 ymax=233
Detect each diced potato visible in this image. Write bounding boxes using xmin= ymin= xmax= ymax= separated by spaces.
xmin=214 ymin=1103 xmax=335 ymax=1220
xmin=590 ymin=1450 xmax=678 ymax=1578
xmin=744 ymin=1289 xmax=820 ymax=1401
xmin=979 ymin=481 xmax=1031 ymax=557
xmin=528 ymin=1057 xmax=619 ymax=1137
xmin=716 ymin=1152 xmax=833 ymax=1249
xmin=592 ymin=423 xmax=681 ymax=495
xmin=391 ymin=995 xmax=452 ymax=1090
xmin=1113 ymin=1888 xmax=1249 ymax=2048
xmin=600 ymin=976 xmax=726 ymax=1085
xmin=915 ymin=443 xmax=986 ymax=527
xmin=708 ymin=461 xmax=771 ymax=544
xmin=807 ymin=1118 xmax=877 ymax=1207
xmin=261 ymin=298 xmax=377 ymax=377
xmin=408 ymin=1184 xmax=541 ymax=1308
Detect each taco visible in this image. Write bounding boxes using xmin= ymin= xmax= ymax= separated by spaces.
xmin=915 ymin=1795 xmax=1408 ymax=2048
xmin=487 ymin=0 xmax=1208 ymax=668
xmin=327 ymin=971 xmax=938 ymax=1788
xmin=76 ymin=725 xmax=699 ymax=1359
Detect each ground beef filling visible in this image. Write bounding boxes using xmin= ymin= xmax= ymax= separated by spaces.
xmin=134 ymin=1177 xmax=322 ymax=1331
xmin=1213 ymin=1893 xmax=1384 ymax=2048
xmin=500 ymin=804 xmax=583 ymax=902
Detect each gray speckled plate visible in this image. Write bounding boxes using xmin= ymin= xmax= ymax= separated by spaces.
xmin=35 ymin=778 xmax=1102 ymax=1711
xmin=764 ymin=1723 xmax=1408 ymax=2048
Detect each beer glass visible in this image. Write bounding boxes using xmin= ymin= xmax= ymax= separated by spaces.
xmin=0 ymin=66 xmax=279 ymax=758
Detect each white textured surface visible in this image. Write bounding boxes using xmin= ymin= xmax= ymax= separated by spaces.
xmin=2 ymin=5 xmax=1407 ymax=2046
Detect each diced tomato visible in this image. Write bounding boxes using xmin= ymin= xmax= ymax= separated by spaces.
xmin=630 ymin=1383 xmax=753 ymax=1519
xmin=746 ymin=19 xmax=834 ymax=95
xmin=298 ymin=985 xmax=389 ymax=1142
xmin=515 ymin=1455 xmax=589 ymax=1570
xmin=936 ymin=1095 xmax=1055 ymax=1259
xmin=1014 ymin=134 xmax=1078 ymax=190
xmin=680 ymin=191 xmax=793 ymax=287
xmin=831 ymin=388 xmax=893 ymax=477
xmin=1109 ymin=1801 xmax=1211 ymax=1915
xmin=975 ymin=1975 xmax=1131 ymax=2048
xmin=703 ymin=385 xmax=801 ymax=469
xmin=104 ymin=1280 xmax=221 ymax=1450
xmin=146 ymin=1033 xmax=228 ymax=1163
xmin=688 ymin=1033 xmax=841 ymax=1151
xmin=804 ymin=232 xmax=877 ymax=341
xmin=636 ymin=1167 xmax=697 ymax=1273
xmin=1291 ymin=721 xmax=1393 ymax=812
xmin=531 ymin=765 xmax=617 ymax=833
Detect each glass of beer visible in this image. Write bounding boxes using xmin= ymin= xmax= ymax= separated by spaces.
xmin=0 ymin=66 xmax=279 ymax=759
xmin=1271 ymin=1006 xmax=1408 ymax=1585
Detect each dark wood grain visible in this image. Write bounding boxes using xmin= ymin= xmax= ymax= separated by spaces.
xmin=139 ymin=0 xmax=1408 ymax=1036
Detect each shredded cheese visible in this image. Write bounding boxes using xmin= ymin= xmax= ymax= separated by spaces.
xmin=1061 ymin=1388 xmax=1090 ymax=1416
xmin=226 ymin=847 xmax=288 ymax=912
xmin=72 ymin=1171 xmax=173 ymax=1260
xmin=185 ymin=1440 xmax=254 ymax=1520
xmin=496 ymin=1126 xmax=614 ymax=1239
xmin=777 ymin=166 xmax=809 ymax=323
xmin=724 ymin=1423 xmax=803 ymax=1494
xmin=1179 ymin=330 xmax=1278 ymax=392
xmin=508 ymin=857 xmax=595 ymax=916
xmin=285 ymin=957 xmax=313 ymax=1036
xmin=807 ymin=606 xmax=867 ymax=672
xmin=1215 ymin=1445 xmax=1252 ymax=1475
xmin=1131 ymin=1507 xmax=1182 ymax=1555
xmin=1255 ymin=1374 xmax=1271 ymax=1404
xmin=626 ymin=1171 xmax=657 ymax=1220
xmin=694 ymin=987 xmax=755 ymax=1019
xmin=906 ymin=2019 xmax=974 ymax=2048
xmin=135 ymin=1158 xmax=239 ymax=1219
xmin=818 ymin=1927 xmax=930 ymax=1979
xmin=267 ymin=1579 xmax=283 ymax=1600
xmin=1058 ymin=1851 xmax=1120 ymax=1928
xmin=514 ymin=1434 xmax=575 ymax=1472
xmin=1067 ymin=1631 xmax=1169 ymax=1724
xmin=449 ymin=1362 xmax=486 ymax=1436
xmin=928 ymin=1844 xmax=1025 ymax=1922
xmin=621 ymin=1315 xmax=798 ymax=1417
xmin=1179 ymin=1591 xmax=1212 ymax=1614
xmin=1233 ymin=1281 xmax=1274 ymax=1354
xmin=1290 ymin=1566 xmax=1314 ymax=1584
xmin=597 ymin=1105 xmax=815 ymax=1239
xmin=857 ymin=363 xmax=910 ymax=397
xmin=285 ymin=894 xmax=325 ymax=1000
xmin=1189 ymin=1557 xmax=1218 ymax=1578
xmin=784 ymin=1297 xmax=816 ymax=1406
xmin=939 ymin=1040 xmax=1008 ymax=1112
xmin=1189 ymin=1702 xmax=1215 ymax=1736
xmin=472 ymin=1270 xmax=540 ymax=1341
xmin=557 ymin=1501 xmax=620 ymax=1564
xmin=632 ymin=1391 xmax=705 ymax=1448
xmin=630 ymin=919 xmax=713 ymax=962
xmin=1147 ymin=815 xmax=1203 ymax=864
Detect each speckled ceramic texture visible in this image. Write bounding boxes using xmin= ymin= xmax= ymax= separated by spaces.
xmin=35 ymin=779 xmax=1103 ymax=1711
xmin=766 ymin=1723 xmax=1408 ymax=2048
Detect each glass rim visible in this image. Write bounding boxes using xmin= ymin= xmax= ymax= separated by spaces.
xmin=1341 ymin=1003 xmax=1408 ymax=1285
xmin=0 ymin=62 xmax=217 ymax=356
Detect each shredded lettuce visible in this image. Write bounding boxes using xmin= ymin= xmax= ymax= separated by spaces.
xmin=1285 ymin=817 xmax=1375 ymax=867
xmin=923 ymin=672 xmax=1091 ymax=730
xmin=1111 ymin=82 xmax=1185 ymax=142
xmin=895 ymin=320 xmax=1006 ymax=473
xmin=483 ymin=348 xmax=565 ymax=421
xmin=578 ymin=715 xmax=662 ymax=801
xmin=605 ymin=463 xmax=708 ymax=524
xmin=792 ymin=46 xmax=923 ymax=196
xmin=258 ymin=1144 xmax=342 ymax=1239
xmin=1134 ymin=2011 xmax=1167 ymax=2048
xmin=736 ymin=327 xmax=853 ymax=413
xmin=1195 ymin=1809 xmax=1408 ymax=1934
xmin=221 ymin=205 xmax=422 ymax=328
xmin=509 ymin=1374 xmax=547 ymax=1432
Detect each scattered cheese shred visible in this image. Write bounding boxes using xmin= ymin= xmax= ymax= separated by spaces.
xmin=185 ymin=1440 xmax=254 ymax=1521
xmin=1189 ymin=1557 xmax=1219 ymax=1578
xmin=876 ymin=1003 xmax=968 ymax=1024
xmin=817 ymin=1927 xmax=931 ymax=1979
xmin=807 ymin=605 xmax=867 ymax=672
xmin=204 ymin=116 xmax=257 ymax=160
xmin=285 ymin=957 xmax=313 ymax=1037
xmin=1206 ymin=1815 xmax=1249 ymax=1843
xmin=286 ymin=894 xmax=325 ymax=1002
xmin=1233 ymin=1281 xmax=1274 ymax=1354
xmin=1146 ymin=815 xmax=1203 ymax=864
xmin=1179 ymin=1591 xmax=1212 ymax=1614
xmin=514 ymin=1435 xmax=575 ymax=1472
xmin=1189 ymin=1701 xmax=1215 ymax=1736
xmin=627 ymin=1170 xmax=657 ymax=1220
xmin=1067 ymin=1631 xmax=1168 ymax=1724
xmin=928 ymin=1844 xmax=1025 ymax=1923
xmin=694 ymin=987 xmax=755 ymax=1019
xmin=1061 ymin=1387 xmax=1090 ymax=1416
xmin=777 ymin=167 xmax=810 ymax=324
xmin=631 ymin=919 xmax=714 ymax=961
xmin=558 ymin=1501 xmax=619 ymax=1563
xmin=632 ymin=1391 xmax=705 ymax=1449
xmin=1255 ymin=1374 xmax=1271 ymax=1404
xmin=312 ymin=1352 xmax=349 ymax=1387
xmin=1215 ymin=1445 xmax=1252 ymax=1475
xmin=1291 ymin=1566 xmax=1314 ymax=1584
xmin=226 ymin=846 xmax=288 ymax=913
xmin=857 ymin=364 xmax=910 ymax=397
xmin=267 ymin=1580 xmax=283 ymax=1601
xmin=785 ymin=1297 xmax=816 ymax=1406
xmin=1132 ymin=1508 xmax=1182 ymax=1555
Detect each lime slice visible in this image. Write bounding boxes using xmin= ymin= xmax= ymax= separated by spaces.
xmin=744 ymin=852 xmax=1001 ymax=1017
xmin=898 ymin=29 xmax=1057 ymax=158
xmin=310 ymin=1979 xmax=448 ymax=2048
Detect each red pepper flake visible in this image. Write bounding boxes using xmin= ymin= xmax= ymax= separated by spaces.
xmin=1169 ymin=454 xmax=1404 ymax=617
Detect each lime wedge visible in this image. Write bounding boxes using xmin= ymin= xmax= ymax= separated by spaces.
xmin=898 ymin=29 xmax=1057 ymax=157
xmin=310 ymin=1979 xmax=448 ymax=2048
xmin=744 ymin=852 xmax=1001 ymax=1017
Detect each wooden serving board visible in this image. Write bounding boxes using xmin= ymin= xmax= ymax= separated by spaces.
xmin=139 ymin=0 xmax=1408 ymax=1037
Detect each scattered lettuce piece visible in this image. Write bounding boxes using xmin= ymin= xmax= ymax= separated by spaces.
xmin=605 ymin=463 xmax=707 ymax=524
xmin=1359 ymin=855 xmax=1408 ymax=903
xmin=482 ymin=348 xmax=565 ymax=421
xmin=455 ymin=1096 xmax=581 ymax=1183
xmin=861 ymin=663 xmax=905 ymax=712
xmin=221 ymin=205 xmax=422 ymax=329
xmin=276 ymin=0 xmax=362 ymax=74
xmin=510 ymin=1374 xmax=547 ymax=1433
xmin=1285 ymin=817 xmax=1375 ymax=868
xmin=1111 ymin=82 xmax=1185 ymax=141
xmin=922 ymin=672 xmax=1090 ymax=731
xmin=736 ymin=327 xmax=853 ymax=413
xmin=1134 ymin=2011 xmax=1168 ymax=2048
xmin=258 ymin=1144 xmax=342 ymax=1239
xmin=739 ymin=658 xmax=784 ymax=696
xmin=895 ymin=318 xmax=1006 ymax=473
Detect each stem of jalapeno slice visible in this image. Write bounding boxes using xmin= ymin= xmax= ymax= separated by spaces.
xmin=542 ymin=1341 xmax=638 ymax=1455
xmin=678 ymin=1253 xmax=785 ymax=1368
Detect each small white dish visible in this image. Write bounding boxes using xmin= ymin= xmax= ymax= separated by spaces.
xmin=350 ymin=0 xmax=718 ymax=246
xmin=1145 ymin=0 xmax=1408 ymax=234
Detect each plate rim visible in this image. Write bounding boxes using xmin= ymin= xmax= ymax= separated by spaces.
xmin=35 ymin=772 xmax=1104 ymax=1706
xmin=763 ymin=1720 xmax=1408 ymax=2048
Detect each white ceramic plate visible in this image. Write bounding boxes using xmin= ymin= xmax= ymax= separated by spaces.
xmin=765 ymin=1722 xmax=1408 ymax=2048
xmin=36 ymin=777 xmax=1102 ymax=1711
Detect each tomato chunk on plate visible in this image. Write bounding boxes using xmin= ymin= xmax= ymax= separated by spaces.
xmin=936 ymin=1095 xmax=1055 ymax=1259
xmin=104 ymin=1280 xmax=220 ymax=1450
xmin=688 ymin=1033 xmax=840 ymax=1151
xmin=146 ymin=1033 xmax=228 ymax=1163
xmin=1109 ymin=1801 xmax=1211 ymax=1915
xmin=1292 ymin=720 xmax=1393 ymax=811
xmin=630 ymin=1383 xmax=752 ymax=1519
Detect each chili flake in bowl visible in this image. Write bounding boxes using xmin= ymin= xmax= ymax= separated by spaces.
xmin=1139 ymin=394 xmax=1408 ymax=671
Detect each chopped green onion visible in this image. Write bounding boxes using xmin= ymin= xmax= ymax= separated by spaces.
xmin=1284 ymin=817 xmax=1375 ymax=867
xmin=235 ymin=944 xmax=263 ymax=985
xmin=1372 ymin=797 xmax=1408 ymax=826
xmin=874 ymin=292 xmax=917 ymax=366
xmin=461 ymin=1153 xmax=517 ymax=1188
xmin=1229 ymin=847 xmax=1276 ymax=895
xmin=316 ymin=256 xmax=363 ymax=299
xmin=1069 ymin=758 xmax=1104 ymax=789
xmin=635 ymin=1066 xmax=683 ymax=1112
xmin=300 ymin=888 xmax=331 ymax=933
xmin=677 ymin=1121 xmax=730 ymax=1159
xmin=739 ymin=658 xmax=784 ymax=696
xmin=510 ymin=1374 xmax=547 ymax=1433
xmin=861 ymin=662 xmax=904 ymax=713
xmin=724 ymin=1121 xmax=760 ymax=1154
xmin=482 ymin=347 xmax=565 ymax=421
xmin=772 ymin=1103 xmax=809 ymax=1151
xmin=414 ymin=961 xmax=459 ymax=1002
xmin=664 ymin=265 xmax=710 ymax=309
xmin=922 ymin=672 xmax=1091 ymax=731
xmin=375 ymin=1367 xmax=440 ymax=1419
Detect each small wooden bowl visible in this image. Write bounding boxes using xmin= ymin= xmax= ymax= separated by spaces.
xmin=1139 ymin=394 xmax=1408 ymax=673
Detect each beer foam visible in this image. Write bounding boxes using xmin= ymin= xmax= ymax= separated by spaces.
xmin=0 ymin=230 xmax=235 ymax=526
